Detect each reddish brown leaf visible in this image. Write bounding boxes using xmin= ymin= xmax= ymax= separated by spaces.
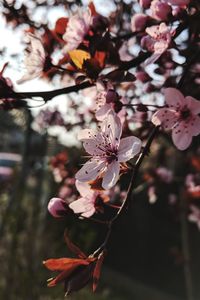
xmin=88 ymin=2 xmax=97 ymax=16
xmin=94 ymin=51 xmax=106 ymax=68
xmin=43 ymin=257 xmax=89 ymax=271
xmin=55 ymin=17 xmax=68 ymax=35
xmin=64 ymin=231 xmax=87 ymax=259
xmin=93 ymin=251 xmax=105 ymax=292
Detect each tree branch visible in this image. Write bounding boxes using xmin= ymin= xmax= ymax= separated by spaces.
xmin=93 ymin=126 xmax=159 ymax=257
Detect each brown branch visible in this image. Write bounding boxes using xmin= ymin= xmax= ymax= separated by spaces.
xmin=93 ymin=125 xmax=159 ymax=257
xmin=118 ymin=52 xmax=151 ymax=71
xmin=15 ymin=81 xmax=94 ymax=102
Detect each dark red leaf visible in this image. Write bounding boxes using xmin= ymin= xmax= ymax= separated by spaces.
xmin=64 ymin=231 xmax=87 ymax=259
xmin=93 ymin=251 xmax=105 ymax=292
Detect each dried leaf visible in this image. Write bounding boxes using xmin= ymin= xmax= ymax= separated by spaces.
xmin=68 ymin=50 xmax=91 ymax=69
xmin=93 ymin=251 xmax=105 ymax=292
xmin=64 ymin=231 xmax=87 ymax=259
xmin=43 ymin=257 xmax=89 ymax=271
xmin=55 ymin=17 xmax=68 ymax=36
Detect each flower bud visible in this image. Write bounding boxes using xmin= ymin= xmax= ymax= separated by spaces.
xmin=150 ymin=0 xmax=172 ymax=21
xmin=48 ymin=197 xmax=68 ymax=218
xmin=131 ymin=13 xmax=148 ymax=32
xmin=139 ymin=0 xmax=151 ymax=9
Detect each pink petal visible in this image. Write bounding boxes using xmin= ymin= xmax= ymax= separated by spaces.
xmin=154 ymin=40 xmax=168 ymax=54
xmin=172 ymin=121 xmax=193 ymax=150
xmin=118 ymin=136 xmax=141 ymax=162
xmin=83 ymin=139 xmax=105 ymax=156
xmin=143 ymin=52 xmax=162 ymax=65
xmin=152 ymin=108 xmax=177 ymax=129
xmin=101 ymin=111 xmax=122 ymax=147
xmin=185 ymin=96 xmax=200 ymax=115
xmin=95 ymin=104 xmax=112 ymax=121
xmin=75 ymin=159 xmax=106 ymax=182
xmin=75 ymin=180 xmax=95 ymax=197
xmin=78 ymin=129 xmax=105 ymax=155
xmin=102 ymin=161 xmax=120 ymax=189
xmin=78 ymin=129 xmax=98 ymax=141
xmin=69 ymin=196 xmax=95 ymax=218
xmin=164 ymin=88 xmax=185 ymax=108
xmin=190 ymin=116 xmax=200 ymax=136
xmin=48 ymin=197 xmax=67 ymax=218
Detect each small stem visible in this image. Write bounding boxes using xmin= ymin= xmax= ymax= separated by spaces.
xmin=15 ymin=81 xmax=94 ymax=102
xmin=123 ymin=104 xmax=164 ymax=109
xmin=93 ymin=126 xmax=159 ymax=257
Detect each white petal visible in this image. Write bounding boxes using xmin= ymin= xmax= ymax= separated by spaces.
xmin=69 ymin=196 xmax=95 ymax=217
xmin=101 ymin=110 xmax=122 ymax=147
xmin=75 ymin=180 xmax=94 ymax=197
xmin=118 ymin=136 xmax=142 ymax=162
xmin=75 ymin=159 xmax=106 ymax=182
xmin=102 ymin=161 xmax=120 ymax=189
xmin=78 ymin=129 xmax=98 ymax=141
xmin=95 ymin=104 xmax=112 ymax=121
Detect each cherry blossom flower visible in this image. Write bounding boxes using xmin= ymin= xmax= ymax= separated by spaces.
xmin=69 ymin=181 xmax=99 ymax=218
xmin=150 ymin=0 xmax=172 ymax=21
xmin=75 ymin=111 xmax=142 ymax=189
xmin=156 ymin=167 xmax=173 ymax=183
xmin=17 ymin=34 xmax=51 ymax=84
xmin=166 ymin=0 xmax=190 ymax=7
xmin=188 ymin=205 xmax=200 ymax=230
xmin=152 ymin=88 xmax=200 ymax=150
xmin=63 ymin=8 xmax=92 ymax=53
xmin=185 ymin=174 xmax=200 ymax=199
xmin=141 ymin=23 xmax=174 ymax=64
xmin=139 ymin=0 xmax=152 ymax=8
xmin=94 ymin=87 xmax=126 ymax=122
xmin=48 ymin=197 xmax=69 ymax=218
xmin=131 ymin=13 xmax=148 ymax=32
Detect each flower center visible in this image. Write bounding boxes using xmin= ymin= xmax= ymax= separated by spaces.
xmin=180 ymin=108 xmax=191 ymax=120
xmin=106 ymin=149 xmax=118 ymax=164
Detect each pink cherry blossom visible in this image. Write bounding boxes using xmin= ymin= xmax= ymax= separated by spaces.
xmin=69 ymin=181 xmax=98 ymax=218
xmin=139 ymin=0 xmax=152 ymax=9
xmin=150 ymin=0 xmax=172 ymax=21
xmin=152 ymin=88 xmax=200 ymax=150
xmin=188 ymin=205 xmax=200 ymax=230
xmin=94 ymin=87 xmax=126 ymax=122
xmin=17 ymin=34 xmax=50 ymax=84
xmin=131 ymin=13 xmax=148 ymax=32
xmin=63 ymin=8 xmax=92 ymax=53
xmin=156 ymin=167 xmax=173 ymax=183
xmin=141 ymin=23 xmax=174 ymax=64
xmin=48 ymin=197 xmax=68 ymax=218
xmin=75 ymin=111 xmax=142 ymax=189
xmin=166 ymin=0 xmax=190 ymax=7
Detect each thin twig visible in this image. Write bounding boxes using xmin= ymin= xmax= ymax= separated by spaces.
xmin=93 ymin=126 xmax=159 ymax=257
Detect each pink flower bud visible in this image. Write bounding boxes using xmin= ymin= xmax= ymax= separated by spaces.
xmin=136 ymin=71 xmax=150 ymax=83
xmin=139 ymin=0 xmax=152 ymax=9
xmin=150 ymin=0 xmax=172 ymax=21
xmin=131 ymin=13 xmax=148 ymax=32
xmin=48 ymin=197 xmax=68 ymax=218
xmin=106 ymin=89 xmax=119 ymax=103
xmin=167 ymin=0 xmax=190 ymax=6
